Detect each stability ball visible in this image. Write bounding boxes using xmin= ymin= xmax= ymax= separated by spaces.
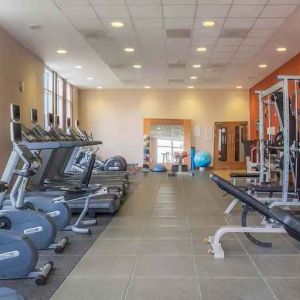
xmin=194 ymin=151 xmax=212 ymax=171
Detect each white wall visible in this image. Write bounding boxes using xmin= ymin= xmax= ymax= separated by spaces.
xmin=78 ymin=89 xmax=249 ymax=165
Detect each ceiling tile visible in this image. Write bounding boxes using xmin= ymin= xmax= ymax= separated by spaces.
xmin=133 ymin=18 xmax=163 ymax=29
xmin=247 ymin=28 xmax=276 ymax=38
xmin=198 ymin=0 xmax=232 ymax=4
xmin=129 ymin=6 xmax=163 ymax=18
xmin=234 ymin=52 xmax=255 ymax=58
xmin=61 ymin=6 xmax=97 ymax=18
xmin=253 ymin=18 xmax=285 ymax=29
xmin=224 ymin=18 xmax=256 ymax=29
xmin=215 ymin=44 xmax=239 ymax=52
xmin=54 ymin=0 xmax=90 ymax=7
xmin=163 ymin=0 xmax=197 ymax=4
xmin=90 ymin=0 xmax=125 ymax=5
xmin=212 ymin=52 xmax=233 ymax=58
xmin=94 ymin=6 xmax=129 ymax=18
xmin=268 ymin=0 xmax=300 ymax=4
xmin=127 ymin=0 xmax=161 ymax=5
xmin=233 ymin=0 xmax=268 ymax=3
xmin=191 ymin=37 xmax=217 ymax=46
xmin=72 ymin=18 xmax=104 ymax=31
xmin=193 ymin=28 xmax=221 ymax=38
xmin=238 ymin=45 xmax=260 ymax=53
xmin=195 ymin=18 xmax=225 ymax=29
xmin=228 ymin=5 xmax=264 ymax=18
xmin=197 ymin=5 xmax=230 ymax=17
xmin=217 ymin=38 xmax=243 ymax=46
xmin=163 ymin=5 xmax=196 ymax=18
xmin=260 ymin=5 xmax=296 ymax=18
xmin=242 ymin=38 xmax=266 ymax=46
xmin=164 ymin=18 xmax=194 ymax=29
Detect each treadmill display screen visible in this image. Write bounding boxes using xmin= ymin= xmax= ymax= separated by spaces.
xmin=10 ymin=122 xmax=22 ymax=142
xmin=48 ymin=113 xmax=54 ymax=125
xmin=55 ymin=116 xmax=60 ymax=127
xmin=31 ymin=109 xmax=38 ymax=123
xmin=11 ymin=104 xmax=21 ymax=121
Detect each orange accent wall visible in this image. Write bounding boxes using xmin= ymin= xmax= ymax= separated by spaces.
xmin=249 ymin=52 xmax=300 ymax=139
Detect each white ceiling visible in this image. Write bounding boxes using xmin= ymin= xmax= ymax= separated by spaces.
xmin=0 ymin=0 xmax=300 ymax=89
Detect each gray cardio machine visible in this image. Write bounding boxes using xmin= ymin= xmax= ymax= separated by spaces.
xmin=0 ymin=122 xmax=68 ymax=252
xmin=28 ymin=111 xmax=121 ymax=216
xmin=0 ymin=181 xmax=53 ymax=286
xmin=4 ymin=105 xmax=103 ymax=234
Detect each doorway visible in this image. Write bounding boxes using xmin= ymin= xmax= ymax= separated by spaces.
xmin=213 ymin=121 xmax=248 ymax=170
xmin=143 ymin=119 xmax=191 ymax=170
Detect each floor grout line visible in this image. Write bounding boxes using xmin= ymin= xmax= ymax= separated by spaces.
xmin=181 ymin=176 xmax=202 ymax=300
xmin=122 ymin=175 xmax=163 ymax=300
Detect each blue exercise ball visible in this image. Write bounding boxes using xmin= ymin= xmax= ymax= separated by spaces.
xmin=151 ymin=164 xmax=167 ymax=172
xmin=194 ymin=151 xmax=212 ymax=168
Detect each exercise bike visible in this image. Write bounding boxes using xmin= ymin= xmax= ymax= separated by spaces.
xmin=0 ymin=180 xmax=53 ymax=285
xmin=0 ymin=123 xmax=68 ymax=252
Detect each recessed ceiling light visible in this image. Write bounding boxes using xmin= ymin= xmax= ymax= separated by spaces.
xmin=258 ymin=64 xmax=267 ymax=68
xmin=56 ymin=49 xmax=67 ymax=54
xmin=193 ymin=64 xmax=201 ymax=68
xmin=75 ymin=65 xmax=82 ymax=69
xmin=133 ymin=64 xmax=142 ymax=69
xmin=97 ymin=86 xmax=102 ymax=89
xmin=202 ymin=20 xmax=215 ymax=28
xmin=187 ymin=86 xmax=194 ymax=89
xmin=236 ymin=86 xmax=243 ymax=89
xmin=87 ymin=77 xmax=94 ymax=80
xmin=144 ymin=86 xmax=151 ymax=89
xmin=111 ymin=21 xmax=124 ymax=28
xmin=197 ymin=47 xmax=207 ymax=52
xmin=276 ymin=47 xmax=287 ymax=52
xmin=190 ymin=76 xmax=198 ymax=80
xmin=124 ymin=47 xmax=135 ymax=52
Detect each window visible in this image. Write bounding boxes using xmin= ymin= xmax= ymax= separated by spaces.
xmin=156 ymin=139 xmax=184 ymax=163
xmin=56 ymin=77 xmax=64 ymax=128
xmin=66 ymin=83 xmax=72 ymax=127
xmin=44 ymin=67 xmax=73 ymax=129
xmin=44 ymin=68 xmax=54 ymax=128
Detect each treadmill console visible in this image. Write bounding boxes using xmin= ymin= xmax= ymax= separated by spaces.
xmin=10 ymin=104 xmax=21 ymax=122
xmin=31 ymin=108 xmax=38 ymax=124
xmin=10 ymin=122 xmax=22 ymax=143
xmin=48 ymin=113 xmax=54 ymax=126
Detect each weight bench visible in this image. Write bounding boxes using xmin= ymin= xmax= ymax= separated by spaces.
xmin=224 ymin=172 xmax=259 ymax=214
xmin=206 ymin=174 xmax=300 ymax=258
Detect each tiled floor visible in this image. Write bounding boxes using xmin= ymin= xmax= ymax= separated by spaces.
xmin=51 ymin=173 xmax=300 ymax=300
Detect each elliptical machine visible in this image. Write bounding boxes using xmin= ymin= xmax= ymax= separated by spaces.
xmin=0 ymin=122 xmax=68 ymax=252
xmin=0 ymin=180 xmax=53 ymax=285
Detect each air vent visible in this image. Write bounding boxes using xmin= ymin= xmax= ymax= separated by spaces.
xmin=166 ymin=29 xmax=191 ymax=38
xmin=80 ymin=29 xmax=109 ymax=40
xmin=168 ymin=63 xmax=186 ymax=69
xmin=168 ymin=79 xmax=184 ymax=83
xmin=220 ymin=28 xmax=249 ymax=39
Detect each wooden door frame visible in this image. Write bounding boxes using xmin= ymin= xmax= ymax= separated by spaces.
xmin=143 ymin=118 xmax=192 ymax=169
xmin=213 ymin=121 xmax=248 ymax=170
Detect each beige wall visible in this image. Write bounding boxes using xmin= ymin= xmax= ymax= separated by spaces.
xmin=78 ymin=89 xmax=249 ymax=165
xmin=0 ymin=27 xmax=44 ymax=171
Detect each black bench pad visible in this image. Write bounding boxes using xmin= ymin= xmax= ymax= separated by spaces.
xmin=230 ymin=173 xmax=259 ymax=178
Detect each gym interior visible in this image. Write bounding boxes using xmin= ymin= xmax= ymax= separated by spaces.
xmin=0 ymin=1 xmax=300 ymax=299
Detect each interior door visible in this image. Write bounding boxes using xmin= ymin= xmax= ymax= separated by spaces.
xmin=214 ymin=122 xmax=248 ymax=170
